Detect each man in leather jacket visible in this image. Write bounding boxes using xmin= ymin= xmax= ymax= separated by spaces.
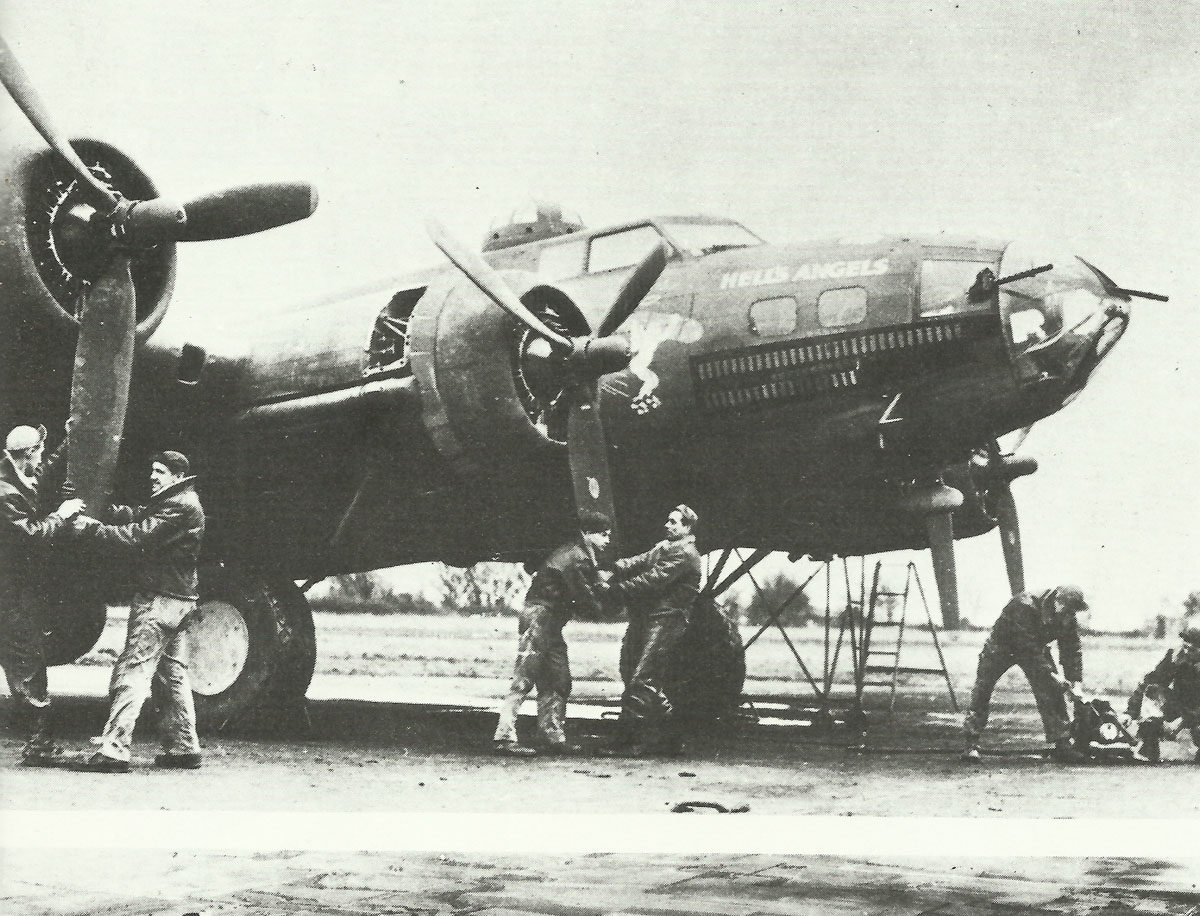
xmin=68 ymin=450 xmax=206 ymax=773
xmin=493 ymin=510 xmax=611 ymax=756
xmin=0 ymin=424 xmax=83 ymax=765
xmin=603 ymin=504 xmax=701 ymax=757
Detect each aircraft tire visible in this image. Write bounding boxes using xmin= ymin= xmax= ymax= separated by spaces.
xmin=255 ymin=577 xmax=317 ymax=719
xmin=666 ymin=597 xmax=746 ymax=727
xmin=616 ymin=597 xmax=746 ymax=727
xmin=188 ymin=566 xmax=313 ymax=732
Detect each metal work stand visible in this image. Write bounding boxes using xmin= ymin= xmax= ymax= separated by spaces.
xmin=715 ymin=551 xmax=957 ymax=736
xmin=857 ymin=560 xmax=958 ymax=716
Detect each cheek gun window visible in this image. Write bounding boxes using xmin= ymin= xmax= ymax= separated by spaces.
xmin=818 ymin=287 xmax=867 ymax=327
xmin=921 ymin=260 xmax=996 ymax=316
xmin=749 ymin=296 xmax=798 ymax=336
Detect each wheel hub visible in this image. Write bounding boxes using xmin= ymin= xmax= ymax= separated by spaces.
xmin=185 ymin=599 xmax=250 ymax=696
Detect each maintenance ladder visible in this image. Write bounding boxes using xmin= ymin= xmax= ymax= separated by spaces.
xmin=857 ymin=560 xmax=958 ymax=714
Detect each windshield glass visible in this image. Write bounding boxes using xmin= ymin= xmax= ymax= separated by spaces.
xmin=659 ymin=220 xmax=763 ymax=257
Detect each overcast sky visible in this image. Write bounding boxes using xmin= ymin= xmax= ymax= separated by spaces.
xmin=4 ymin=1 xmax=1199 ymax=628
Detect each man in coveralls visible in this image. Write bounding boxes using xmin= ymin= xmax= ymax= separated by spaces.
xmin=68 ymin=450 xmax=206 ymax=773
xmin=0 ymin=424 xmax=83 ymax=765
xmin=1125 ymin=626 xmax=1200 ymax=763
xmin=493 ymin=510 xmax=612 ymax=756
xmin=603 ymin=504 xmax=702 ymax=757
xmin=962 ymin=584 xmax=1090 ymax=764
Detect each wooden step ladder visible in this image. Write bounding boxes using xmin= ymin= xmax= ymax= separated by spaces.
xmin=858 ymin=560 xmax=958 ymax=714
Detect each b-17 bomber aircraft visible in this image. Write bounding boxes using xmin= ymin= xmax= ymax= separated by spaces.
xmin=0 ymin=34 xmax=1166 ymax=727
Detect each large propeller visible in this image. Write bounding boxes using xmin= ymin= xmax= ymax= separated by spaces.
xmin=0 ymin=35 xmax=319 ymax=512
xmin=427 ymin=219 xmax=668 ymax=548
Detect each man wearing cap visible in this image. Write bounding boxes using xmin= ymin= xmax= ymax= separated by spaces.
xmin=962 ymin=584 xmax=1090 ymax=764
xmin=493 ymin=510 xmax=612 ymax=756
xmin=1125 ymin=627 xmax=1200 ymax=763
xmin=0 ymin=424 xmax=84 ymax=765
xmin=603 ymin=504 xmax=702 ymax=757
xmin=67 ymin=450 xmax=205 ymax=773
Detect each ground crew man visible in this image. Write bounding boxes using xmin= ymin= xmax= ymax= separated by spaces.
xmin=493 ymin=510 xmax=612 ymax=756
xmin=962 ymin=584 xmax=1090 ymax=764
xmin=603 ymin=504 xmax=701 ymax=757
xmin=67 ymin=450 xmax=206 ymax=773
xmin=1125 ymin=626 xmax=1200 ymax=763
xmin=0 ymin=424 xmax=83 ymax=766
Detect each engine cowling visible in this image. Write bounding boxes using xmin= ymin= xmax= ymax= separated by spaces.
xmin=0 ymin=138 xmax=176 ymax=339
xmin=1 ymin=138 xmax=176 ymax=424
xmin=407 ymin=269 xmax=589 ymax=479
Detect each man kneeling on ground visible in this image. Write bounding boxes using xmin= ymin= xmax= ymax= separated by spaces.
xmin=493 ymin=510 xmax=611 ymax=757
xmin=1125 ymin=626 xmax=1200 ymax=764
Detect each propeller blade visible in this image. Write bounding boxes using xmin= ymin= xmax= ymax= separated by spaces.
xmin=67 ymin=254 xmax=137 ymax=512
xmin=991 ymin=482 xmax=1025 ymax=595
xmin=596 ymin=242 xmax=668 ymax=337
xmin=924 ymin=511 xmax=960 ymax=629
xmin=566 ymin=385 xmax=619 ymax=553
xmin=179 ymin=182 xmax=319 ymax=242
xmin=426 ymin=218 xmax=572 ymax=350
xmin=0 ymin=36 xmax=119 ymax=214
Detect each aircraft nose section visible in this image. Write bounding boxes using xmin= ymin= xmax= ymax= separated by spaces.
xmin=998 ymin=240 xmax=1131 ymax=410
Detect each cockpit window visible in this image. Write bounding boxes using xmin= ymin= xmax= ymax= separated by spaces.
xmin=587 ymin=226 xmax=666 ymax=274
xmin=920 ymin=260 xmax=997 ymax=316
xmin=538 ymin=238 xmax=587 ymax=280
xmin=659 ymin=220 xmax=763 ymax=257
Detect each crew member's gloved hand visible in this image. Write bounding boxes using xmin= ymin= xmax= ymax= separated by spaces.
xmin=56 ymin=498 xmax=85 ymax=519
xmin=72 ymin=514 xmax=101 ymax=532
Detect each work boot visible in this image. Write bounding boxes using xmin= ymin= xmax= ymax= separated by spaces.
xmin=1135 ymin=738 xmax=1161 ymax=763
xmin=536 ymin=741 xmax=584 ymax=756
xmin=654 ymin=717 xmax=686 ymax=758
xmin=154 ymin=752 xmax=203 ymax=769
xmin=493 ymin=740 xmax=537 ymax=757
xmin=960 ymin=745 xmax=982 ymax=764
xmin=1049 ymin=738 xmax=1087 ymax=765
xmin=1134 ymin=718 xmax=1163 ymax=763
xmin=68 ymin=752 xmax=130 ymax=773
xmin=20 ymin=743 xmax=65 ymax=768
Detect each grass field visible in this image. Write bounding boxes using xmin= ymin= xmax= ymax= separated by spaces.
xmin=307 ymin=612 xmax=1175 ymax=711
xmin=79 ymin=606 xmax=1176 ymax=707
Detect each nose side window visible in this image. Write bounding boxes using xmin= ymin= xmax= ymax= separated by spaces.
xmin=748 ymin=296 xmax=797 ymax=336
xmin=817 ymin=287 xmax=867 ymax=327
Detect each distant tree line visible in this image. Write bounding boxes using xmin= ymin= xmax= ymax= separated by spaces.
xmin=309 ymin=563 xmax=530 ymax=616
xmin=310 ymin=566 xmax=1200 ymax=637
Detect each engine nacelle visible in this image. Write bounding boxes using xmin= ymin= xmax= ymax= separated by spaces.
xmin=0 ymin=138 xmax=177 ymax=343
xmin=407 ymin=269 xmax=586 ymax=480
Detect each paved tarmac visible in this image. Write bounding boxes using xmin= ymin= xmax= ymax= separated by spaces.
xmin=4 ymin=851 xmax=1200 ymax=915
